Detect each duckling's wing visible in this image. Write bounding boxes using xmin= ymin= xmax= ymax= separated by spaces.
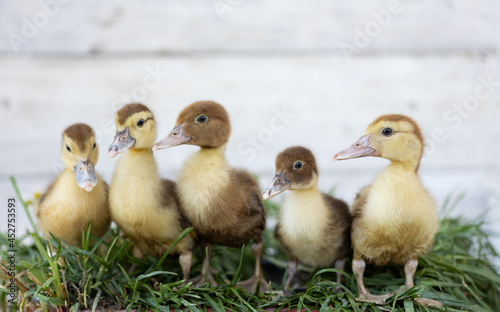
xmin=160 ymin=178 xmax=178 ymax=208
xmin=231 ymin=169 xmax=266 ymax=216
xmin=352 ymin=185 xmax=371 ymax=219
xmin=322 ymin=194 xmax=350 ymax=222
xmin=36 ymin=176 xmax=60 ymax=217
xmin=274 ymin=221 xmax=294 ymax=257
xmin=222 ymin=169 xmax=266 ymax=243
xmin=322 ymin=194 xmax=352 ymax=258
xmin=322 ymin=194 xmax=351 ymax=227
xmin=160 ymin=179 xmax=191 ymax=229
xmin=249 ymin=189 xmax=266 ymax=215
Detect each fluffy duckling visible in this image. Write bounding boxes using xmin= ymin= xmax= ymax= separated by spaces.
xmin=152 ymin=101 xmax=268 ymax=292
xmin=333 ymin=114 xmax=441 ymax=306
xmin=108 ymin=103 xmax=194 ymax=279
xmin=36 ymin=124 xmax=110 ymax=247
xmin=263 ymin=146 xmax=351 ymax=294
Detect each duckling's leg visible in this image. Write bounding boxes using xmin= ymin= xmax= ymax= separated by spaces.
xmin=333 ymin=258 xmax=346 ymax=293
xmin=387 ymin=257 xmax=418 ymax=295
xmin=127 ymin=245 xmax=144 ymax=274
xmin=237 ymin=242 xmax=269 ymax=293
xmin=132 ymin=245 xmax=143 ymax=258
xmin=283 ymin=257 xmax=298 ymax=295
xmin=353 ymin=254 xmax=390 ymax=305
xmin=404 ymin=258 xmax=418 ymax=289
xmin=179 ymin=251 xmax=193 ymax=280
xmin=191 ymin=245 xmax=218 ymax=286
xmin=403 ymin=258 xmax=443 ymax=307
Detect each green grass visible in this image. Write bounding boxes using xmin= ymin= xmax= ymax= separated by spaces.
xmin=1 ymin=178 xmax=499 ymax=312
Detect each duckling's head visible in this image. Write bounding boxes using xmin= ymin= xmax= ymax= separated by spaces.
xmin=61 ymin=123 xmax=99 ymax=192
xmin=333 ymin=114 xmax=424 ymax=170
xmin=152 ymin=100 xmax=231 ymax=150
xmin=108 ymin=103 xmax=156 ymax=157
xmin=263 ymin=146 xmax=318 ymax=200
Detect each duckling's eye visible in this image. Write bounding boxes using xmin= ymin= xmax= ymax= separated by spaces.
xmin=137 ymin=119 xmax=145 ymax=127
xmin=382 ymin=128 xmax=394 ymax=136
xmin=195 ymin=114 xmax=208 ymax=124
xmin=66 ymin=145 xmax=72 ymax=153
xmin=293 ymin=161 xmax=304 ymax=170
xmin=93 ymin=143 xmax=96 ymax=150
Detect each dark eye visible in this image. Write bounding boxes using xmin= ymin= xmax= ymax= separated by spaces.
xmin=66 ymin=145 xmax=72 ymax=153
xmin=137 ymin=119 xmax=145 ymax=127
xmin=93 ymin=143 xmax=96 ymax=150
xmin=382 ymin=128 xmax=393 ymax=136
xmin=195 ymin=114 xmax=208 ymax=124
xmin=293 ymin=161 xmax=303 ymax=170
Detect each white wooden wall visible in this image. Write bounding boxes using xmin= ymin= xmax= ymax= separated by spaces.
xmin=1 ymin=1 xmax=499 ymax=252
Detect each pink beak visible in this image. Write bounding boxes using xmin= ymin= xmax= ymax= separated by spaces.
xmin=333 ymin=134 xmax=376 ymax=161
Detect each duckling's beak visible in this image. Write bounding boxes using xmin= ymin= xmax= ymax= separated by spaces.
xmin=263 ymin=172 xmax=291 ymax=200
xmin=108 ymin=128 xmax=136 ymax=158
xmin=333 ymin=134 xmax=376 ymax=161
xmin=74 ymin=158 xmax=97 ymax=192
xmin=152 ymin=124 xmax=191 ymax=151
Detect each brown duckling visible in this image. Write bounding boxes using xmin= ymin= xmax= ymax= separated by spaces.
xmin=333 ymin=114 xmax=441 ymax=307
xmin=152 ymin=100 xmax=268 ymax=292
xmin=263 ymin=146 xmax=351 ymax=294
xmin=108 ymin=103 xmax=194 ymax=279
xmin=36 ymin=124 xmax=110 ymax=247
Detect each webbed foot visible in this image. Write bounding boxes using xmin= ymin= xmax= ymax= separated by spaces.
xmin=188 ymin=267 xmax=222 ymax=287
xmin=416 ymin=298 xmax=444 ymax=307
xmin=356 ymin=293 xmax=392 ymax=305
xmin=237 ymin=274 xmax=269 ymax=293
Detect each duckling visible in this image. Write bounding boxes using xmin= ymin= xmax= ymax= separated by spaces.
xmin=152 ymin=101 xmax=268 ymax=293
xmin=333 ymin=114 xmax=441 ymax=307
xmin=262 ymin=146 xmax=351 ymax=295
xmin=36 ymin=123 xmax=110 ymax=247
xmin=108 ymin=103 xmax=194 ymax=279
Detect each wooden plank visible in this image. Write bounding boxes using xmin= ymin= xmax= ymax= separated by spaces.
xmin=1 ymin=0 xmax=499 ymax=54
xmin=0 ymin=54 xmax=498 ymax=180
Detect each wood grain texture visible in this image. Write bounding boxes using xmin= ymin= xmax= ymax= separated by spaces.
xmin=0 ymin=55 xmax=498 ymax=177
xmin=0 ymin=0 xmax=498 ymax=54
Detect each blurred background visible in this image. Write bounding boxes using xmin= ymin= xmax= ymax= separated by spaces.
xmin=0 ymin=1 xmax=499 ymax=254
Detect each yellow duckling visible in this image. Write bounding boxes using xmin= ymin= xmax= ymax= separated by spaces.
xmin=108 ymin=103 xmax=194 ymax=280
xmin=153 ymin=101 xmax=268 ymax=293
xmin=263 ymin=146 xmax=351 ymax=294
xmin=36 ymin=123 xmax=110 ymax=247
xmin=333 ymin=114 xmax=441 ymax=306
